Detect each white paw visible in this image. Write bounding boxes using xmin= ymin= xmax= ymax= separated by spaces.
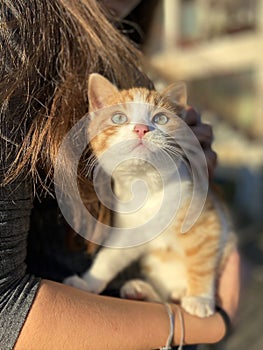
xmin=82 ymin=273 xmax=107 ymax=294
xmin=63 ymin=274 xmax=107 ymax=294
xmin=120 ymin=279 xmax=161 ymax=302
xmin=181 ymin=296 xmax=215 ymax=317
xmin=63 ymin=275 xmax=90 ymax=292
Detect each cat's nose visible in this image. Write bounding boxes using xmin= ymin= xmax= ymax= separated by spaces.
xmin=134 ymin=124 xmax=149 ymax=138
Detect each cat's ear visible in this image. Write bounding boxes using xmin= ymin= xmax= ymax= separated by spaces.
xmin=88 ymin=73 xmax=119 ymax=111
xmin=161 ymin=82 xmax=187 ymax=107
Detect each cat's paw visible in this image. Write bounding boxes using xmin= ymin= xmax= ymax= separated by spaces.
xmin=63 ymin=274 xmax=107 ymax=294
xmin=63 ymin=274 xmax=90 ymax=292
xmin=82 ymin=273 xmax=107 ymax=294
xmin=181 ymin=296 xmax=215 ymax=318
xmin=120 ymin=279 xmax=162 ymax=302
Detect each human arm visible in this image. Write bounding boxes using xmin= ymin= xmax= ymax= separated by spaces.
xmin=217 ymin=248 xmax=241 ymax=324
xmin=15 ymin=231 xmax=240 ymax=350
xmin=14 ymin=279 xmax=227 ymax=350
xmin=13 ymin=214 xmax=240 ymax=350
xmin=13 ymin=205 xmax=241 ymax=350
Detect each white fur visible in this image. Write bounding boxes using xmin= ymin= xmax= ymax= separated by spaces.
xmin=64 ymin=161 xmax=192 ymax=299
xmin=63 ymin=100 xmax=228 ymax=318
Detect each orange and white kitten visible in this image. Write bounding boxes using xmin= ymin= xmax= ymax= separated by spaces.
xmin=64 ymin=74 xmax=236 ymax=317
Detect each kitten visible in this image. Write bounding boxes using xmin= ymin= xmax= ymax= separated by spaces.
xmin=64 ymin=73 xmax=236 ymax=317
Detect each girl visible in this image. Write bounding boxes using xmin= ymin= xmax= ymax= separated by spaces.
xmin=0 ymin=1 xmax=239 ymax=349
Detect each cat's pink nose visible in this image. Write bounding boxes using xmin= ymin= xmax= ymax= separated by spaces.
xmin=134 ymin=124 xmax=149 ymax=138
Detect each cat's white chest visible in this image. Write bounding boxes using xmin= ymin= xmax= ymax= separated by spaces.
xmin=114 ymin=172 xmax=189 ymax=232
xmin=114 ymin=189 xmax=163 ymax=228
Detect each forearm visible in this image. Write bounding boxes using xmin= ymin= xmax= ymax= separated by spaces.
xmin=173 ymin=307 xmax=225 ymax=346
xmin=15 ymin=279 xmax=226 ymax=350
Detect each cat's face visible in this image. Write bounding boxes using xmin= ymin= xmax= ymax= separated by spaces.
xmin=87 ymin=74 xmax=187 ymax=174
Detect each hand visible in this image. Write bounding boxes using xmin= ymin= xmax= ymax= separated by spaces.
xmin=216 ymin=249 xmax=241 ymax=324
xmin=184 ymin=107 xmax=217 ymax=179
xmin=101 ymin=0 xmax=141 ymax=18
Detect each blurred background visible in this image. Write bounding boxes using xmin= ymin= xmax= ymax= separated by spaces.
xmin=138 ymin=0 xmax=263 ymax=348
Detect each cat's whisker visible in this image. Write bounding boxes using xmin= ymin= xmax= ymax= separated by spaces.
xmin=84 ymin=155 xmax=98 ymax=178
xmin=162 ymin=145 xmax=184 ymax=159
xmin=161 ymin=146 xmax=193 ymax=174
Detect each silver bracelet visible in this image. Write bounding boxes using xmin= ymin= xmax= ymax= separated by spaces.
xmin=160 ymin=303 xmax=174 ymax=350
xmin=159 ymin=304 xmax=184 ymax=350
xmin=176 ymin=305 xmax=184 ymax=350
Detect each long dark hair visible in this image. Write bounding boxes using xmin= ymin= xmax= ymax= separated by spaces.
xmin=0 ymin=0 xmax=151 ymax=186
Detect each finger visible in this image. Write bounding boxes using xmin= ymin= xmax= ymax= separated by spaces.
xmin=190 ymin=123 xmax=214 ymax=147
xmin=204 ymin=148 xmax=217 ymax=179
xmin=184 ymin=106 xmax=201 ymax=126
xmin=189 ymin=122 xmax=216 ymax=178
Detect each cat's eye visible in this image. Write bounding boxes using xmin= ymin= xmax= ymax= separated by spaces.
xmin=111 ymin=113 xmax=128 ymax=125
xmin=152 ymin=113 xmax=169 ymax=125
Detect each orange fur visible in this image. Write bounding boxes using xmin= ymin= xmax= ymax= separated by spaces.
xmin=80 ymin=74 xmax=237 ymax=317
